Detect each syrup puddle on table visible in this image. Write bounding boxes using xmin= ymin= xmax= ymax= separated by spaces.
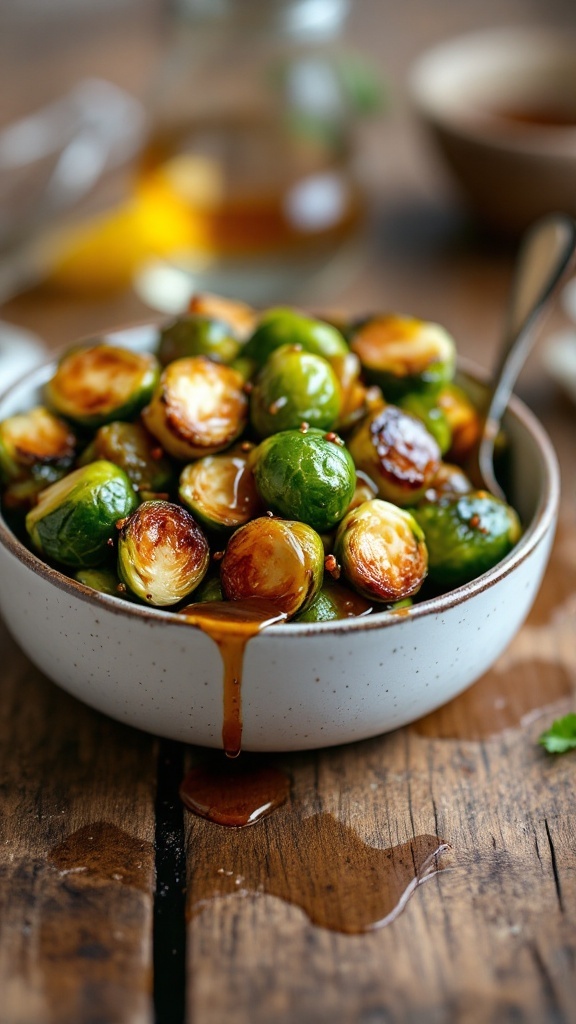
xmin=188 ymin=811 xmax=450 ymax=934
xmin=180 ymin=756 xmax=291 ymax=827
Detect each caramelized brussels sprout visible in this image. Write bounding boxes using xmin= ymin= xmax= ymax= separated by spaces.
xmin=334 ymin=499 xmax=428 ymax=603
xmin=421 ymin=462 xmax=474 ymax=504
xmin=348 ymin=405 xmax=440 ymax=506
xmin=26 ymin=460 xmax=138 ymax=568
xmin=245 ymin=309 xmax=349 ymax=368
xmin=346 ymin=470 xmax=378 ymax=513
xmin=349 ymin=315 xmax=456 ymax=399
xmin=436 ymin=383 xmax=481 ymax=463
xmin=79 ymin=420 xmax=173 ymax=495
xmin=250 ymin=345 xmax=341 ymax=438
xmin=250 ymin=428 xmax=356 ymax=533
xmin=398 ymin=392 xmax=452 ymax=454
xmin=0 ymin=406 xmax=76 ymax=483
xmin=118 ymin=500 xmax=210 ymax=606
xmin=142 ymin=356 xmax=248 ymax=461
xmin=413 ymin=491 xmax=521 ymax=588
xmin=158 ymin=314 xmax=241 ymax=366
xmin=188 ymin=292 xmax=257 ymax=340
xmin=179 ymin=448 xmax=261 ymax=533
xmin=75 ymin=566 xmax=130 ymax=599
xmin=332 ymin=351 xmax=375 ymax=433
xmin=220 ymin=516 xmax=324 ymax=618
xmin=45 ymin=345 xmax=160 ymax=428
xmin=296 ymin=579 xmax=373 ymax=622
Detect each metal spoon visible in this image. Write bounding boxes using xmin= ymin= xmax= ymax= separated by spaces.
xmin=472 ymin=212 xmax=576 ymax=501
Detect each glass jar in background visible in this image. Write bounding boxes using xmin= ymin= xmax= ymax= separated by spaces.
xmin=135 ymin=0 xmax=377 ymax=310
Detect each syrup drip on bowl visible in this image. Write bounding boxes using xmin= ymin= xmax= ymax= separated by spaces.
xmin=180 ymin=598 xmax=287 ymax=759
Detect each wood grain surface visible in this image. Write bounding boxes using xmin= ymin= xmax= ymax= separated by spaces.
xmin=1 ymin=1 xmax=575 ymax=1021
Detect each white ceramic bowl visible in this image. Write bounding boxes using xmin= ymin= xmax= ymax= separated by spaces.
xmin=410 ymin=28 xmax=576 ymax=234
xmin=0 ymin=324 xmax=559 ymax=751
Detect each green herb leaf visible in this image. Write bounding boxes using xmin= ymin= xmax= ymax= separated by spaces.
xmin=538 ymin=713 xmax=576 ymax=754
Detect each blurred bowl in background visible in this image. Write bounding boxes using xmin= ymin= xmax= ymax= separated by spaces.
xmin=409 ymin=28 xmax=576 ymax=235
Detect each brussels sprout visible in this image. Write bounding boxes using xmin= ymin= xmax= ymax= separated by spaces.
xmin=220 ymin=516 xmax=324 ymax=618
xmin=250 ymin=345 xmax=341 ymax=438
xmin=26 ymin=460 xmax=138 ymax=568
xmin=348 ymin=405 xmax=440 ymax=507
xmin=157 ymin=314 xmax=241 ymax=366
xmin=398 ymin=392 xmax=452 ymax=454
xmin=45 ymin=345 xmax=160 ymax=428
xmin=75 ymin=566 xmax=131 ymax=599
xmin=436 ymin=384 xmax=481 ymax=464
xmin=250 ymin=428 xmax=356 ymax=533
xmin=118 ymin=500 xmax=210 ymax=606
xmin=346 ymin=470 xmax=378 ymax=514
xmin=179 ymin=448 xmax=261 ymax=533
xmin=193 ymin=573 xmax=224 ymax=603
xmin=349 ymin=315 xmax=456 ymax=399
xmin=334 ymin=499 xmax=428 ymax=603
xmin=78 ymin=420 xmax=173 ymax=495
xmin=332 ymin=351 xmax=374 ymax=433
xmin=296 ymin=579 xmax=373 ymax=622
xmin=421 ymin=462 xmax=474 ymax=504
xmin=188 ymin=292 xmax=257 ymax=340
xmin=142 ymin=356 xmax=248 ymax=461
xmin=0 ymin=406 xmax=76 ymax=483
xmin=244 ymin=309 xmax=349 ymax=368
xmin=413 ymin=491 xmax=521 ymax=589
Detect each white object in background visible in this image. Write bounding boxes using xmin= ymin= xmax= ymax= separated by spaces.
xmin=0 ymin=322 xmax=46 ymax=395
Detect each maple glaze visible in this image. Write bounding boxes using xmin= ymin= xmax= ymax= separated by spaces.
xmin=180 ymin=757 xmax=290 ymax=827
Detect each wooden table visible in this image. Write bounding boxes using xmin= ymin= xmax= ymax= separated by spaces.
xmin=1 ymin=3 xmax=575 ymax=1022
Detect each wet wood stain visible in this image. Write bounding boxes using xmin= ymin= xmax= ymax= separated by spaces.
xmin=180 ymin=756 xmax=291 ymax=827
xmin=180 ymin=598 xmax=287 ymax=758
xmin=48 ymin=821 xmax=153 ymax=892
xmin=188 ymin=811 xmax=449 ymax=934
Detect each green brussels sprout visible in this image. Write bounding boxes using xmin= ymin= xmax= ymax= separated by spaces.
xmin=250 ymin=345 xmax=341 ymax=438
xmin=244 ymin=308 xmax=349 ymax=368
xmin=45 ymin=345 xmax=160 ymax=428
xmin=436 ymin=383 xmax=481 ymax=463
xmin=192 ymin=573 xmax=224 ymax=603
xmin=349 ymin=314 xmax=456 ymax=399
xmin=26 ymin=460 xmax=138 ymax=568
xmin=421 ymin=462 xmax=474 ymax=505
xmin=79 ymin=420 xmax=173 ymax=495
xmin=413 ymin=491 xmax=521 ymax=589
xmin=296 ymin=579 xmax=373 ymax=622
xmin=157 ymin=314 xmax=241 ymax=366
xmin=348 ymin=405 xmax=440 ymax=507
xmin=75 ymin=566 xmax=131 ymax=600
xmin=250 ymin=428 xmax=356 ymax=533
xmin=0 ymin=406 xmax=76 ymax=484
xmin=142 ymin=356 xmax=248 ymax=461
xmin=118 ymin=500 xmax=210 ymax=606
xmin=220 ymin=516 xmax=324 ymax=618
xmin=179 ymin=447 xmax=261 ymax=533
xmin=398 ymin=392 xmax=452 ymax=454
xmin=334 ymin=499 xmax=428 ymax=602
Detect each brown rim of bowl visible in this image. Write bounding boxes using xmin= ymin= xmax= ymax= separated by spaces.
xmin=0 ymin=348 xmax=560 ymax=637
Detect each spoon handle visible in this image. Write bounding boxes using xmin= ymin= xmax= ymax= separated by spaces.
xmin=484 ymin=213 xmax=576 ymax=444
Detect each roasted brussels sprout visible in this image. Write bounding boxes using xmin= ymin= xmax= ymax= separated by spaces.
xmin=26 ymin=460 xmax=138 ymax=568
xmin=118 ymin=500 xmax=210 ymax=606
xmin=45 ymin=345 xmax=160 ymax=428
xmin=334 ymin=499 xmax=428 ymax=602
xmin=436 ymin=383 xmax=481 ymax=463
xmin=0 ymin=406 xmax=76 ymax=483
xmin=179 ymin=447 xmax=261 ymax=533
xmin=157 ymin=314 xmax=241 ymax=366
xmin=348 ymin=405 xmax=440 ymax=506
xmin=188 ymin=292 xmax=257 ymax=340
xmin=250 ymin=428 xmax=356 ymax=533
xmin=244 ymin=309 xmax=349 ymax=368
xmin=413 ymin=491 xmax=521 ymax=588
xmin=398 ymin=392 xmax=452 ymax=454
xmin=296 ymin=579 xmax=373 ymax=621
xmin=75 ymin=566 xmax=130 ymax=599
xmin=421 ymin=462 xmax=474 ymax=504
xmin=79 ymin=420 xmax=173 ymax=495
xmin=346 ymin=470 xmax=378 ymax=514
xmin=250 ymin=345 xmax=341 ymax=438
xmin=142 ymin=356 xmax=248 ymax=461
xmin=349 ymin=315 xmax=456 ymax=399
xmin=220 ymin=516 xmax=324 ymax=618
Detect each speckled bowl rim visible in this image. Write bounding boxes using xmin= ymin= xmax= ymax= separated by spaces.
xmin=0 ymin=339 xmax=560 ymax=638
